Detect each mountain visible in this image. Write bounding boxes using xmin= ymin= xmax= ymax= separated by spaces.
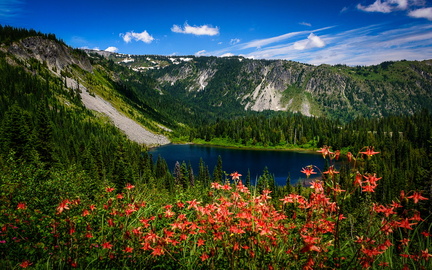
xmin=89 ymin=49 xmax=432 ymax=122
xmin=142 ymin=56 xmax=432 ymax=121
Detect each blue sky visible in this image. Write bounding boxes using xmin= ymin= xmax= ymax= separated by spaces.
xmin=1 ymin=0 xmax=432 ymax=65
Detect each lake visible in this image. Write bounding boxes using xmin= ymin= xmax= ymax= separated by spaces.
xmin=148 ymin=144 xmax=326 ymax=186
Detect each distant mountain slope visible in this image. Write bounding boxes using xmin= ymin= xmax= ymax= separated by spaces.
xmin=100 ymin=51 xmax=432 ymax=121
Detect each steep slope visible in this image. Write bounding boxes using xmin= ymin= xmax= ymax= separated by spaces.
xmin=2 ymin=35 xmax=171 ymax=146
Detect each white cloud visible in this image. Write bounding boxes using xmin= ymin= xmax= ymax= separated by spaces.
xmin=356 ymin=0 xmax=412 ymax=13
xmin=408 ymin=7 xmax=432 ymax=20
xmin=220 ymin=53 xmax=235 ymax=57
xmin=105 ymin=46 xmax=118 ymax=53
xmin=195 ymin=50 xmax=208 ymax=56
xmin=357 ymin=0 xmax=394 ymax=13
xmin=171 ymin=22 xmax=219 ymax=36
xmin=230 ymin=38 xmax=240 ymax=45
xmin=293 ymin=33 xmax=326 ymax=50
xmin=120 ymin=30 xmax=154 ymax=43
xmin=299 ymin=22 xmax=312 ymax=27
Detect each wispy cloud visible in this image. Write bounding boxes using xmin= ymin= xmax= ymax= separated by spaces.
xmin=171 ymin=22 xmax=219 ymax=36
xmin=299 ymin=22 xmax=312 ymax=27
xmin=120 ymin=30 xmax=154 ymax=43
xmin=0 ymin=0 xmax=24 ymax=21
xmin=209 ymin=22 xmax=432 ymax=66
xmin=230 ymin=38 xmax=240 ymax=45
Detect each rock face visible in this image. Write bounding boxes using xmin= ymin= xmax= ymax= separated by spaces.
xmin=148 ymin=56 xmax=432 ymax=120
xmin=8 ymin=36 xmax=92 ymax=73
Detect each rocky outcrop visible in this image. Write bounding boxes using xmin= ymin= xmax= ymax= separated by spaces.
xmin=8 ymin=36 xmax=92 ymax=73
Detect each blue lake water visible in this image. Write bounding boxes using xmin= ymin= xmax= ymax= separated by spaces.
xmin=148 ymin=144 xmax=326 ymax=186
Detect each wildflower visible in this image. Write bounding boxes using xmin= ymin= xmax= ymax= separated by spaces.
xmin=420 ymin=249 xmax=432 ymax=261
xmin=421 ymin=231 xmax=431 ymax=237
xmin=300 ymin=166 xmax=317 ymax=178
xmin=123 ymin=246 xmax=133 ymax=253
xmin=310 ymin=181 xmax=324 ymax=193
xmin=363 ymin=173 xmax=381 ymax=186
xmin=116 ymin=193 xmax=124 ymax=199
xmin=347 ymin=152 xmax=354 ymax=162
xmin=105 ymin=187 xmax=115 ymax=192
xmin=56 ymin=199 xmax=70 ymax=214
xmin=17 ymin=202 xmax=27 ymax=210
xmin=360 ymin=146 xmax=380 ymax=157
xmin=82 ymin=209 xmax=90 ymax=217
xmin=197 ymin=238 xmax=205 ymax=247
xmin=151 ymin=246 xmax=164 ymax=256
xmin=124 ymin=183 xmax=135 ymax=190
xmin=353 ymin=173 xmax=363 ymax=187
xmin=333 ymin=150 xmax=341 ymax=160
xmin=200 ymin=252 xmax=209 ymax=261
xmin=186 ymin=199 xmax=200 ymax=209
xmin=323 ymin=165 xmax=339 ymax=175
xmin=362 ymin=183 xmax=377 ymax=193
xmin=398 ymin=218 xmax=417 ymax=230
xmin=176 ymin=201 xmax=185 ymax=208
xmin=230 ymin=171 xmax=242 ymax=180
xmin=211 ymin=182 xmax=222 ymax=189
xmin=102 ymin=242 xmax=113 ymax=249
xmin=19 ymin=260 xmax=32 ymax=268
xmin=407 ymin=191 xmax=428 ymax=204
xmin=317 ymin=145 xmax=332 ymax=158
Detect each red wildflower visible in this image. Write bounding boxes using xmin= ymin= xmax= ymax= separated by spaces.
xmin=186 ymin=199 xmax=200 ymax=209
xmin=334 ymin=150 xmax=341 ymax=160
xmin=116 ymin=193 xmax=124 ymax=199
xmin=421 ymin=249 xmax=432 ymax=261
xmin=124 ymin=183 xmax=135 ymax=190
xmin=347 ymin=152 xmax=354 ymax=162
xmin=105 ymin=187 xmax=115 ymax=192
xmin=317 ymin=145 xmax=332 ymax=158
xmin=197 ymin=238 xmax=205 ymax=247
xmin=398 ymin=218 xmax=417 ymax=230
xmin=407 ymin=191 xmax=428 ymax=204
xmin=102 ymin=242 xmax=113 ymax=249
xmin=19 ymin=260 xmax=32 ymax=268
xmin=82 ymin=209 xmax=90 ymax=217
xmin=17 ymin=202 xmax=27 ymax=210
xmin=421 ymin=231 xmax=431 ymax=237
xmin=230 ymin=171 xmax=242 ymax=180
xmin=360 ymin=146 xmax=380 ymax=157
xmin=353 ymin=173 xmax=363 ymax=187
xmin=123 ymin=246 xmax=133 ymax=253
xmin=323 ymin=165 xmax=339 ymax=175
xmin=151 ymin=246 xmax=164 ymax=256
xmin=56 ymin=199 xmax=70 ymax=214
xmin=300 ymin=166 xmax=317 ymax=178
xmin=362 ymin=183 xmax=377 ymax=193
xmin=363 ymin=173 xmax=382 ymax=185
xmin=200 ymin=252 xmax=209 ymax=261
